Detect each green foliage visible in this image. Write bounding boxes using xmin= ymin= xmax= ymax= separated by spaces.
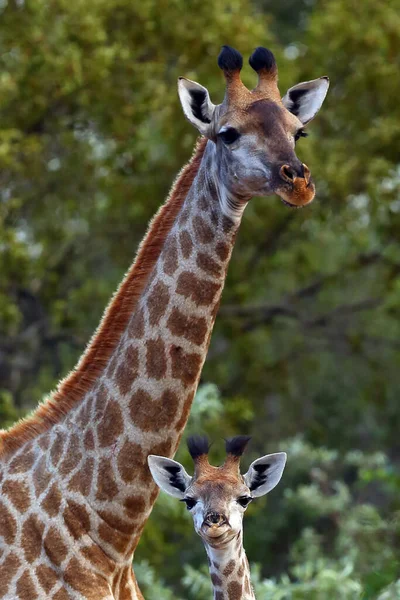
xmin=2 ymin=0 xmax=400 ymax=597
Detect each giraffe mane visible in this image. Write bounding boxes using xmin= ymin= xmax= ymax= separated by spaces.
xmin=0 ymin=137 xmax=208 ymax=458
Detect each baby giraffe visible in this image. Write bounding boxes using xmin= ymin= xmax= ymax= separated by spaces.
xmin=148 ymin=435 xmax=286 ymax=599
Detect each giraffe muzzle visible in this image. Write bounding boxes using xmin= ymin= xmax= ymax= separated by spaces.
xmin=276 ymin=162 xmax=315 ymax=207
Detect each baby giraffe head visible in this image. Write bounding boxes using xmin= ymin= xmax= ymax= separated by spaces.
xmin=148 ymin=435 xmax=286 ymax=547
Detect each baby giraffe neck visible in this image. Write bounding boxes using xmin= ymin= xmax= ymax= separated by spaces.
xmin=204 ymin=532 xmax=255 ymax=600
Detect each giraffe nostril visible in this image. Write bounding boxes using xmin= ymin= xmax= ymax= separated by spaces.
xmin=210 ymin=512 xmax=220 ymax=524
xmin=204 ymin=511 xmax=226 ymax=526
xmin=280 ymin=164 xmax=296 ymax=183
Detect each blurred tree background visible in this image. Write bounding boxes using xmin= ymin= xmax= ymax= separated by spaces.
xmin=1 ymin=0 xmax=400 ymax=597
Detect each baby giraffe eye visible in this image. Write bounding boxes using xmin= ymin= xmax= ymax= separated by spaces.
xmin=218 ymin=127 xmax=241 ymax=145
xmin=294 ymin=129 xmax=309 ymax=142
xmin=181 ymin=497 xmax=197 ymax=510
xmin=237 ymin=496 xmax=252 ymax=508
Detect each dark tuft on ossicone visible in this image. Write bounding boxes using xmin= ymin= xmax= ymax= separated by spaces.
xmin=249 ymin=47 xmax=276 ymax=73
xmin=218 ymin=46 xmax=243 ymax=72
xmin=187 ymin=435 xmax=210 ymax=460
xmin=225 ymin=435 xmax=251 ymax=457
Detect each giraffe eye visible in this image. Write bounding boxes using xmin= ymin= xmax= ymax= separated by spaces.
xmin=181 ymin=497 xmax=197 ymax=510
xmin=237 ymin=496 xmax=252 ymax=508
xmin=218 ymin=127 xmax=241 ymax=145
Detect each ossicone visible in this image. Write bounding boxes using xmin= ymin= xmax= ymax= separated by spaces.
xmin=218 ymin=45 xmax=243 ymax=73
xmin=249 ymin=47 xmax=277 ymax=75
xmin=187 ymin=435 xmax=211 ymax=460
xmin=225 ymin=435 xmax=251 ymax=457
xmin=249 ymin=46 xmax=279 ymax=95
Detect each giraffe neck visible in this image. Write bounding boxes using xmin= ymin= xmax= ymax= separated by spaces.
xmin=204 ymin=531 xmax=255 ymax=600
xmin=0 ymin=137 xmax=249 ymax=592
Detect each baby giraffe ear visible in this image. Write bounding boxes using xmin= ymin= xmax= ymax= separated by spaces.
xmin=282 ymin=77 xmax=329 ymax=125
xmin=243 ymin=452 xmax=287 ymax=498
xmin=148 ymin=455 xmax=192 ymax=499
xmin=178 ymin=77 xmax=216 ymax=136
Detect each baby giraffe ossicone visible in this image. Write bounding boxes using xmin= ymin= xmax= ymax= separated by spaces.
xmin=148 ymin=436 xmax=286 ymax=600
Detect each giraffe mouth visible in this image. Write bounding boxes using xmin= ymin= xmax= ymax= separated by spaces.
xmin=275 ymin=178 xmax=316 ymax=208
xmin=201 ymin=522 xmax=231 ymax=540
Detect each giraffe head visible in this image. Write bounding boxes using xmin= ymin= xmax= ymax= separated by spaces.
xmin=178 ymin=46 xmax=329 ymax=210
xmin=148 ymin=435 xmax=286 ymax=546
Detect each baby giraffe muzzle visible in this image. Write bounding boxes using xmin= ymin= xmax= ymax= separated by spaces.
xmin=148 ymin=435 xmax=287 ymax=599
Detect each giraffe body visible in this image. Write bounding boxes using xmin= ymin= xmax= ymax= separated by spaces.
xmin=0 ymin=45 xmax=328 ymax=598
xmin=0 ymin=140 xmax=240 ymax=599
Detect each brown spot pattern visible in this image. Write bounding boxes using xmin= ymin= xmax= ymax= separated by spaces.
xmin=21 ymin=514 xmax=45 ymax=563
xmin=148 ymin=280 xmax=169 ymax=326
xmin=180 ymin=230 xmax=193 ymax=258
xmin=179 ymin=206 xmax=190 ymax=225
xmin=59 ymin=434 xmax=82 ymax=477
xmin=38 ymin=434 xmax=51 ymax=451
xmin=0 ymin=553 xmax=20 ymax=594
xmin=98 ymin=399 xmax=124 ymax=447
xmin=228 ymin=580 xmax=243 ymax=600
xmin=124 ymin=495 xmax=146 ymax=516
xmin=84 ymin=429 xmax=95 ymax=450
xmin=9 ymin=450 xmax=35 ymax=474
xmin=16 ymin=570 xmax=38 ymax=599
xmin=146 ymin=338 xmax=167 ymax=379
xmin=50 ymin=431 xmax=64 ymax=467
xmin=41 ymin=483 xmax=62 ymax=517
xmin=33 ymin=456 xmax=51 ymax=498
xmin=68 ymin=457 xmax=94 ymax=495
xmin=176 ymin=271 xmax=221 ymax=306
xmin=63 ymin=499 xmax=91 ymax=539
xmin=44 ymin=527 xmax=68 ymax=567
xmin=174 ymin=391 xmax=195 ymax=432
xmin=0 ymin=501 xmax=16 ymax=544
xmin=36 ymin=564 xmax=58 ymax=594
xmin=3 ymin=479 xmax=30 ymax=512
xmin=118 ymin=441 xmax=144 ymax=484
xmin=82 ymin=543 xmax=115 ymax=575
xmin=216 ymin=241 xmax=230 ymax=261
xmin=99 ymin=510 xmax=133 ymax=534
xmin=116 ymin=346 xmax=139 ymax=396
xmin=163 ymin=237 xmax=179 ymax=275
xmin=170 ymin=348 xmax=203 ymax=385
xmin=128 ymin=307 xmax=145 ymax=338
xmin=64 ymin=556 xmax=97 ymax=593
xmin=96 ymin=458 xmax=119 ymax=501
xmin=223 ymin=560 xmax=235 ymax=577
xmin=53 ymin=588 xmax=71 ymax=600
xmin=129 ymin=388 xmax=180 ymax=432
xmin=198 ymin=195 xmax=209 ymax=211
xmin=98 ymin=522 xmax=127 ymax=554
xmin=211 ymin=572 xmax=222 ymax=587
xmin=167 ymin=308 xmax=208 ymax=346
xmin=193 ymin=215 xmax=214 ymax=244
xmin=197 ymin=252 xmax=223 ymax=277
xmin=76 ymin=396 xmax=93 ymax=428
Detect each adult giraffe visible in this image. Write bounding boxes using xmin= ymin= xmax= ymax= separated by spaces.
xmin=0 ymin=46 xmax=328 ymax=599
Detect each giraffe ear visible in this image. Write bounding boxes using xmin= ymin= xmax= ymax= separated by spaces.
xmin=243 ymin=452 xmax=287 ymax=498
xmin=282 ymin=77 xmax=329 ymax=125
xmin=148 ymin=455 xmax=192 ymax=499
xmin=178 ymin=77 xmax=216 ymax=136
